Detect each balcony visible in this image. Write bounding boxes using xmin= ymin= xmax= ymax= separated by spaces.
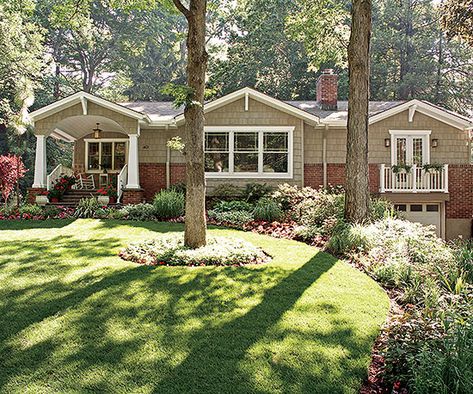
xmin=380 ymin=164 xmax=449 ymax=193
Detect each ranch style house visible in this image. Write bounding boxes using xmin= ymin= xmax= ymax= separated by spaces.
xmin=28 ymin=70 xmax=473 ymax=239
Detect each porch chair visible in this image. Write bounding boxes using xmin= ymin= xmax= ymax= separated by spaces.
xmin=77 ymin=174 xmax=96 ymax=190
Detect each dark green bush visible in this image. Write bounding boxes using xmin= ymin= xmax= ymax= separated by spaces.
xmin=243 ymin=183 xmax=273 ymax=203
xmin=169 ymin=182 xmax=186 ymax=195
xmin=211 ymin=183 xmax=242 ymax=200
xmin=153 ymin=189 xmax=185 ymax=219
xmin=42 ymin=205 xmax=60 ymax=218
xmin=253 ymin=198 xmax=283 ymax=222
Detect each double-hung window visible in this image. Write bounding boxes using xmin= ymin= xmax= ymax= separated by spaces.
xmin=204 ymin=126 xmax=293 ymax=178
xmin=85 ymin=139 xmax=128 ymax=172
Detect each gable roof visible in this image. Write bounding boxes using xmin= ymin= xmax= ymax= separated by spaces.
xmin=29 ymin=88 xmax=472 ymax=131
xmin=29 ymin=91 xmax=149 ymax=123
xmin=368 ymin=99 xmax=472 ymax=130
xmin=170 ymin=87 xmax=321 ymax=125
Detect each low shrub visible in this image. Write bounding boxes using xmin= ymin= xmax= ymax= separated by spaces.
xmin=74 ymin=197 xmax=101 ymax=218
xmin=42 ymin=205 xmax=61 ymax=218
xmin=253 ymin=198 xmax=283 ymax=222
xmin=208 ymin=210 xmax=254 ymax=226
xmin=124 ymin=203 xmax=156 ymax=221
xmin=119 ymin=234 xmax=270 ymax=266
xmin=211 ymin=200 xmax=254 ymax=213
xmin=272 ymin=183 xmax=320 ymax=211
xmin=211 ymin=183 xmax=242 ymax=200
xmin=243 ymin=183 xmax=273 ymax=203
xmin=169 ymin=182 xmax=186 ymax=195
xmin=19 ymin=204 xmax=43 ymax=217
xmin=107 ymin=208 xmax=128 ymax=220
xmin=153 ymin=189 xmax=185 ymax=219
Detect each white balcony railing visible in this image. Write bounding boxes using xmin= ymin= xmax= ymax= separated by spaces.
xmin=47 ymin=164 xmax=74 ymax=190
xmin=117 ymin=164 xmax=128 ymax=203
xmin=380 ymin=164 xmax=449 ymax=193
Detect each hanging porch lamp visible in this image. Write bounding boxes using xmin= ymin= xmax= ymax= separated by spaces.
xmin=93 ymin=123 xmax=102 ymax=139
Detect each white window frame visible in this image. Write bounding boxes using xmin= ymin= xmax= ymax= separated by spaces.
xmin=204 ymin=126 xmax=294 ymax=179
xmin=85 ymin=138 xmax=129 ymax=173
xmin=389 ymin=130 xmax=431 ymax=165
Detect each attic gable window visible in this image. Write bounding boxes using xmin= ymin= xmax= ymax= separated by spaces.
xmin=204 ymin=126 xmax=293 ymax=179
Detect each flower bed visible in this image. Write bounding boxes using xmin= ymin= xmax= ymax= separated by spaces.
xmin=119 ymin=234 xmax=270 ymax=266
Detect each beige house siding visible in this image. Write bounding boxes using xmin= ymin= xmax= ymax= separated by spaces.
xmin=303 ymin=125 xmax=323 ymax=163
xmin=34 ymin=102 xmax=139 ymax=136
xmin=137 ymin=97 xmax=305 ymax=191
xmin=317 ymin=110 xmax=470 ymax=165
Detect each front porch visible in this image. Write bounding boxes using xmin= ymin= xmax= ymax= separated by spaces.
xmin=28 ymin=92 xmax=147 ymax=205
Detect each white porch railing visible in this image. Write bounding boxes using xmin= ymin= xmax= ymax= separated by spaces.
xmin=117 ymin=164 xmax=128 ymax=203
xmin=380 ymin=164 xmax=449 ymax=193
xmin=47 ymin=165 xmax=74 ymax=190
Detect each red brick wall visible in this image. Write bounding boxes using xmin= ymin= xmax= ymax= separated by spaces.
xmin=316 ymin=70 xmax=338 ymax=109
xmin=122 ymin=189 xmax=144 ymax=205
xmin=139 ymin=163 xmax=166 ymax=201
xmin=446 ymin=165 xmax=473 ymax=219
xmin=138 ymin=163 xmax=186 ymax=202
xmin=171 ymin=164 xmax=186 ymax=185
xmin=304 ymin=164 xmax=323 ymax=189
xmin=304 ymin=163 xmax=380 ymax=193
xmin=27 ymin=188 xmax=46 ymax=204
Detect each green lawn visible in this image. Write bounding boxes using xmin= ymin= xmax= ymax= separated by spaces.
xmin=0 ymin=219 xmax=389 ymax=393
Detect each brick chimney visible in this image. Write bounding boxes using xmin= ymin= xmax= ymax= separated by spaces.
xmin=316 ymin=69 xmax=338 ymax=110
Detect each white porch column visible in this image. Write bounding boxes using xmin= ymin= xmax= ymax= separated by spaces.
xmin=32 ymin=135 xmax=47 ymax=188
xmin=126 ymin=133 xmax=140 ymax=189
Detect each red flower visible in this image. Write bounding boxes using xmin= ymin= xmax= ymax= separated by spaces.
xmin=393 ymin=381 xmax=401 ymax=390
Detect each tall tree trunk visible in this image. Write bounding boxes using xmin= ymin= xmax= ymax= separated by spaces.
xmin=173 ymin=0 xmax=208 ymax=248
xmin=345 ymin=0 xmax=372 ymax=224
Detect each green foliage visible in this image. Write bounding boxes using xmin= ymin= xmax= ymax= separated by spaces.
xmin=161 ymin=83 xmax=197 ymax=108
xmin=74 ymin=197 xmax=101 ymax=218
xmin=169 ymin=182 xmax=186 ymax=195
xmin=208 ymin=0 xmax=320 ymax=100
xmin=253 ymin=198 xmax=283 ymax=222
xmin=120 ymin=234 xmax=269 ymax=266
xmin=18 ymin=204 xmax=42 ymax=217
xmin=243 ymin=183 xmax=273 ymax=203
xmin=211 ymin=200 xmax=254 ymax=213
xmin=42 ymin=205 xmax=60 ymax=218
xmin=153 ymin=189 xmax=185 ymax=220
xmin=207 ymin=210 xmax=254 ymax=226
xmin=211 ymin=183 xmax=242 ymax=200
xmin=124 ymin=203 xmax=156 ymax=221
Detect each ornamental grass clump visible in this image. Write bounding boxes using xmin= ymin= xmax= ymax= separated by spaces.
xmin=119 ymin=234 xmax=270 ymax=266
xmin=153 ymin=189 xmax=185 ymax=219
xmin=253 ymin=198 xmax=283 ymax=222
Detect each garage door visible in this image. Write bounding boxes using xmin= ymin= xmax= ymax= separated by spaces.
xmin=395 ymin=203 xmax=441 ymax=236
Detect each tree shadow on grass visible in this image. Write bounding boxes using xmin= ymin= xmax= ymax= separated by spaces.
xmin=0 ymin=233 xmax=382 ymax=393
xmin=0 ymin=219 xmax=76 ymax=231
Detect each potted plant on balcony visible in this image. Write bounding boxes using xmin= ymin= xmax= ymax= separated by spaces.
xmin=96 ymin=188 xmax=110 ymax=205
xmin=422 ymin=163 xmax=444 ymax=173
xmin=35 ymin=190 xmax=49 ymax=206
xmin=391 ymin=164 xmax=412 ymax=174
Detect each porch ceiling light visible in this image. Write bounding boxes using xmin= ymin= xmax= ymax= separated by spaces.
xmin=93 ymin=123 xmax=102 ymax=139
